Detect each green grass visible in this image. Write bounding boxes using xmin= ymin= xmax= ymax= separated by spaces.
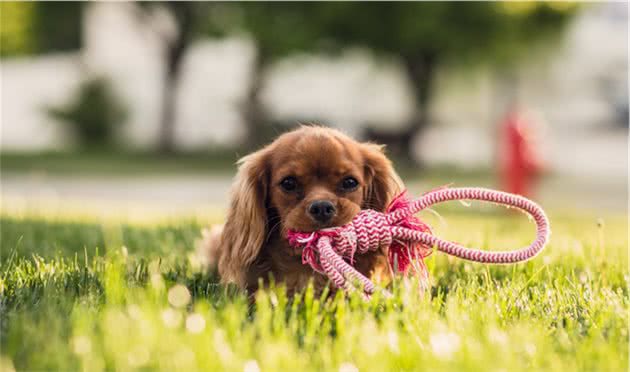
xmin=0 ymin=208 xmax=627 ymax=371
xmin=0 ymin=150 xmax=241 ymax=176
xmin=0 ymin=150 xmax=494 ymax=184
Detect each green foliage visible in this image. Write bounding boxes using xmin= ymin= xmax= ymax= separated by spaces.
xmin=0 ymin=150 xmax=241 ymax=175
xmin=214 ymin=1 xmax=581 ymax=147
xmin=0 ymin=209 xmax=626 ymax=371
xmin=133 ymin=2 xmax=238 ymax=49
xmin=47 ymin=77 xmax=128 ymax=148
xmin=221 ymin=2 xmax=579 ymax=65
xmin=0 ymin=2 xmax=36 ymax=57
xmin=0 ymin=1 xmax=82 ymax=58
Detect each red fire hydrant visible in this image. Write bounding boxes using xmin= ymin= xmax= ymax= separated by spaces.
xmin=499 ymin=107 xmax=545 ymax=197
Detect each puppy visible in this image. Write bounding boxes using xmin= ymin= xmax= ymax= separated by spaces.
xmin=200 ymin=126 xmax=404 ymax=296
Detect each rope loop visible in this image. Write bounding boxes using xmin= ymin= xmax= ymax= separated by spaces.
xmin=287 ymin=187 xmax=551 ymax=298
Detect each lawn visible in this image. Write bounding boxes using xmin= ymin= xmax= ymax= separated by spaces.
xmin=0 ymin=150 xmax=240 ymax=176
xmin=0 ymin=207 xmax=627 ymax=371
xmin=0 ymin=150 xmax=493 ymax=185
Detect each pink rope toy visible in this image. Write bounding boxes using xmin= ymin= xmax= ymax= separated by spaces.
xmin=287 ymin=187 xmax=550 ymax=298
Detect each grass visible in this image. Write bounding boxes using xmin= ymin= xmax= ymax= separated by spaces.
xmin=0 ymin=150 xmax=241 ymax=176
xmin=0 ymin=150 xmax=494 ymax=184
xmin=0 ymin=207 xmax=627 ymax=371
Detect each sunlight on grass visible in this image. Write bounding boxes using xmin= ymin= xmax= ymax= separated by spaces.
xmin=0 ymin=205 xmax=627 ymax=371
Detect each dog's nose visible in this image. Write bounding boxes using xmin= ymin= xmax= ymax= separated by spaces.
xmin=308 ymin=200 xmax=336 ymax=223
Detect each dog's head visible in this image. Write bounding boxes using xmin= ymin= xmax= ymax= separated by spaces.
xmin=218 ymin=126 xmax=403 ymax=286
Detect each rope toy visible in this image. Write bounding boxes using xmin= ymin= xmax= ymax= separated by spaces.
xmin=287 ymin=187 xmax=550 ymax=298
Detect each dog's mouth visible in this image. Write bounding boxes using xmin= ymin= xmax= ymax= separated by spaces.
xmin=308 ymin=220 xmax=341 ymax=231
xmin=284 ymin=218 xmax=351 ymax=234
xmin=281 ymin=217 xmax=357 ymax=258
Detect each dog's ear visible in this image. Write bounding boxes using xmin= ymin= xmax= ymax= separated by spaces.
xmin=362 ymin=143 xmax=404 ymax=212
xmin=218 ymin=148 xmax=269 ymax=287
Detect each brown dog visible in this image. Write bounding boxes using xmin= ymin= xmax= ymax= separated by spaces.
xmin=200 ymin=126 xmax=404 ymax=296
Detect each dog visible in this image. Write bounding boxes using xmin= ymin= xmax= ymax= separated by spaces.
xmin=199 ymin=126 xmax=404 ymax=296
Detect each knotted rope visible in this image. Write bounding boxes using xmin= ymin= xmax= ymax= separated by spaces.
xmin=287 ymin=187 xmax=550 ymax=298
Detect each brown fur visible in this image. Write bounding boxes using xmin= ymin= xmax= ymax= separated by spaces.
xmin=203 ymin=126 xmax=403 ymax=296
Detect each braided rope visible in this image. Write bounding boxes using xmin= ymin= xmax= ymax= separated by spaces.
xmin=390 ymin=187 xmax=550 ymax=263
xmin=287 ymin=187 xmax=550 ymax=297
xmin=318 ymin=236 xmax=375 ymax=295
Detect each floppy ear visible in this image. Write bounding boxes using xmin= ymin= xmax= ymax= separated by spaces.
xmin=362 ymin=143 xmax=404 ymax=212
xmin=218 ymin=149 xmax=269 ymax=287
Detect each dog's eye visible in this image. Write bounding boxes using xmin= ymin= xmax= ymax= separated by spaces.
xmin=341 ymin=176 xmax=359 ymax=191
xmin=280 ymin=176 xmax=298 ymax=192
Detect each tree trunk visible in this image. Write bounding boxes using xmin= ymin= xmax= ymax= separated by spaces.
xmin=241 ymin=49 xmax=270 ymax=150
xmin=158 ymin=3 xmax=193 ymax=154
xmin=364 ymin=53 xmax=437 ymax=165
xmin=159 ymin=61 xmax=180 ymax=154
xmin=400 ymin=53 xmax=436 ymax=160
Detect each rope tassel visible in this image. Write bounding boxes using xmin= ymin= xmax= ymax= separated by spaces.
xmin=287 ymin=187 xmax=551 ymax=298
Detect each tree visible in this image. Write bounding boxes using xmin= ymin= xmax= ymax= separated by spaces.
xmin=0 ymin=1 xmax=82 ymax=58
xmin=134 ymin=2 xmax=245 ymax=153
xmin=2 ymin=1 xmax=228 ymax=153
xmin=321 ymin=2 xmax=579 ymax=158
xmin=134 ymin=2 xmax=206 ymax=153
xmin=219 ymin=3 xmax=344 ymax=148
xmin=224 ymin=2 xmax=579 ymax=157
xmin=47 ymin=77 xmax=128 ymax=148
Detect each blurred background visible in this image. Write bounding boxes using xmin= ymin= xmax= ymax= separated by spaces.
xmin=0 ymin=1 xmax=627 ymax=220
